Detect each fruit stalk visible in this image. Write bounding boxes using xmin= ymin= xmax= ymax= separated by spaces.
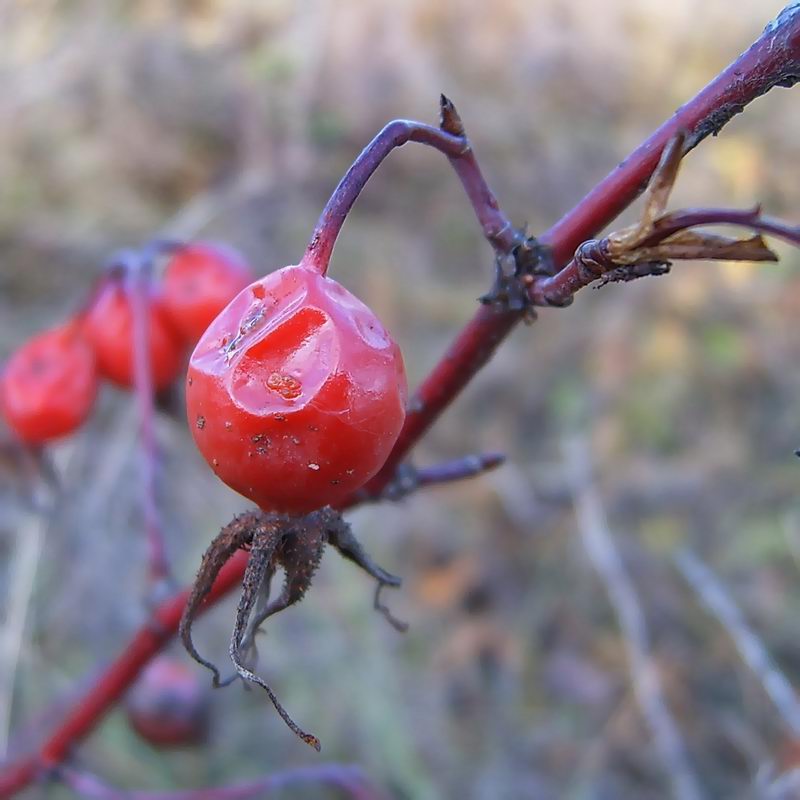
xmin=302 ymin=109 xmax=517 ymax=275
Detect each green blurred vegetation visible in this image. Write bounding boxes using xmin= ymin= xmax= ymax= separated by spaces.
xmin=2 ymin=1 xmax=800 ymax=798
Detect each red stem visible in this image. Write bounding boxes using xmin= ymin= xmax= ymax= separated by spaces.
xmin=2 ymin=5 xmax=799 ymax=797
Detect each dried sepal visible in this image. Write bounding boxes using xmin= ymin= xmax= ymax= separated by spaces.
xmin=606 ymin=131 xmax=687 ymax=256
xmin=638 ymin=131 xmax=687 ymax=232
xmin=615 ymin=232 xmax=778 ymax=265
xmin=179 ymin=513 xmax=258 ymax=686
xmin=179 ymin=506 xmax=404 ymax=751
xmin=599 ymin=131 xmax=788 ymax=275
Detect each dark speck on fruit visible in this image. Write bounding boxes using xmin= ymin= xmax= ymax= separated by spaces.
xmin=196 ymin=415 xmax=206 ymax=430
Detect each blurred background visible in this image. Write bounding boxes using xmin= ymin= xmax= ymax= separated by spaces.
xmin=2 ymin=1 xmax=800 ymax=798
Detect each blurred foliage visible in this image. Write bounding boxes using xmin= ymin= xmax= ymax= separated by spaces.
xmin=2 ymin=1 xmax=800 ymax=798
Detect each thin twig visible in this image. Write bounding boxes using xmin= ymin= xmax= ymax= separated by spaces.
xmin=127 ymin=252 xmax=172 ymax=590
xmin=0 ymin=446 xmax=54 ymax=760
xmin=0 ymin=514 xmax=45 ymax=760
xmin=57 ymin=763 xmax=389 ymax=800
xmin=565 ymin=439 xmax=703 ymax=800
xmin=675 ymin=549 xmax=800 ymax=737
xmin=355 ymin=451 xmax=505 ymax=503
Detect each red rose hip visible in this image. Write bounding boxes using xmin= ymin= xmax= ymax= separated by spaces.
xmin=186 ymin=263 xmax=407 ymax=513
xmin=125 ymin=656 xmax=209 ymax=748
xmin=162 ymin=242 xmax=253 ymax=344
xmin=83 ymin=279 xmax=182 ymax=391
xmin=1 ymin=322 xmax=98 ymax=443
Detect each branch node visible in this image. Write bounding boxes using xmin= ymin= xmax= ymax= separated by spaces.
xmin=479 ymin=235 xmax=552 ymax=320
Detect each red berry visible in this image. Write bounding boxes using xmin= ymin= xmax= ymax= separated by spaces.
xmin=1 ymin=322 xmax=97 ymax=443
xmin=83 ymin=280 xmax=183 ymax=391
xmin=125 ymin=656 xmax=209 ymax=748
xmin=186 ymin=264 xmax=407 ymax=513
xmin=162 ymin=243 xmax=253 ymax=344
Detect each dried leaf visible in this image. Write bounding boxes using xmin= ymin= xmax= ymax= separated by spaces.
xmin=618 ymin=232 xmax=777 ymax=264
xmin=640 ymin=131 xmax=687 ymax=232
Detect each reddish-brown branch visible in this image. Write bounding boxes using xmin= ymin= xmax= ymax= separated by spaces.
xmin=2 ymin=5 xmax=800 ymax=797
xmin=363 ymin=2 xmax=800 ymax=489
xmin=540 ymin=4 xmax=800 ymax=267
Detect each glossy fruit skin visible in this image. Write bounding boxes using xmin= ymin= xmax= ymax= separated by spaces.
xmin=83 ymin=280 xmax=183 ymax=391
xmin=1 ymin=323 xmax=97 ymax=443
xmin=125 ymin=656 xmax=209 ymax=748
xmin=162 ymin=243 xmax=252 ymax=344
xmin=187 ymin=264 xmax=407 ymax=513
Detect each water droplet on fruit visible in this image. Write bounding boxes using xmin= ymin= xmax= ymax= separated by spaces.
xmin=308 ymin=463 xmax=320 ymax=471
xmin=196 ymin=415 xmax=205 ymax=430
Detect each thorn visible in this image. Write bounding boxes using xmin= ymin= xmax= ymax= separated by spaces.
xmin=439 ymin=94 xmax=465 ymax=137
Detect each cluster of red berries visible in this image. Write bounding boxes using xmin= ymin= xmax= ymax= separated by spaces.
xmin=0 ymin=243 xmax=252 ymax=444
